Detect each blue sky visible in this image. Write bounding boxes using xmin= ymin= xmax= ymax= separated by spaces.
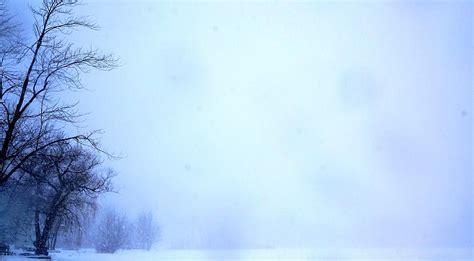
xmin=11 ymin=0 xmax=473 ymax=249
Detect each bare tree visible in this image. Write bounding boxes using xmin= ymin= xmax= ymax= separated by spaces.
xmin=135 ymin=211 xmax=161 ymax=251
xmin=0 ymin=0 xmax=117 ymax=186
xmin=20 ymin=139 xmax=114 ymax=256
xmin=95 ymin=208 xmax=130 ymax=253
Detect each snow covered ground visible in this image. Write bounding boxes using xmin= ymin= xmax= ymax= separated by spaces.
xmin=1 ymin=248 xmax=473 ymax=261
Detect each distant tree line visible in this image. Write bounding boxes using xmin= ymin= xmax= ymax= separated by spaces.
xmin=0 ymin=0 xmax=123 ymax=256
xmin=95 ymin=209 xmax=161 ymax=253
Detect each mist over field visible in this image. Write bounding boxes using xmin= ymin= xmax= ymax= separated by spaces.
xmin=1 ymin=0 xmax=472 ymax=260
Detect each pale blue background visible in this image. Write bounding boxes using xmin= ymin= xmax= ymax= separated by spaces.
xmin=11 ymin=0 xmax=473 ymax=249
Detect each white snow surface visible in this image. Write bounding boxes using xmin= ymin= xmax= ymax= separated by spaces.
xmin=1 ymin=248 xmax=473 ymax=261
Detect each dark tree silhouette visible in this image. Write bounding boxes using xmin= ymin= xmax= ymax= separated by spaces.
xmin=21 ymin=139 xmax=114 ymax=256
xmin=0 ymin=0 xmax=117 ymax=186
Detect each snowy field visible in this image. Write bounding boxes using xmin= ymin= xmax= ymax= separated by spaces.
xmin=1 ymin=248 xmax=473 ymax=261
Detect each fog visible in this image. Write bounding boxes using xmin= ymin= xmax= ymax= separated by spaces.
xmin=11 ymin=0 xmax=472 ymax=250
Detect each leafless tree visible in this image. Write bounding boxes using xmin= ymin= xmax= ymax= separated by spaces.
xmin=95 ymin=208 xmax=130 ymax=253
xmin=20 ymin=139 xmax=114 ymax=256
xmin=134 ymin=211 xmax=161 ymax=251
xmin=0 ymin=0 xmax=117 ymax=186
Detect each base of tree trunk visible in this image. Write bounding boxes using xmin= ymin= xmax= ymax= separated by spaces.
xmin=34 ymin=249 xmax=49 ymax=256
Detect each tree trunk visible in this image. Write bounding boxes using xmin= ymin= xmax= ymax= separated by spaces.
xmin=35 ymin=237 xmax=49 ymax=256
xmin=35 ymin=213 xmax=56 ymax=256
xmin=34 ymin=189 xmax=68 ymax=256
xmin=35 ymin=217 xmax=50 ymax=256
xmin=51 ymin=219 xmax=61 ymax=250
xmin=34 ymin=209 xmax=42 ymax=252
